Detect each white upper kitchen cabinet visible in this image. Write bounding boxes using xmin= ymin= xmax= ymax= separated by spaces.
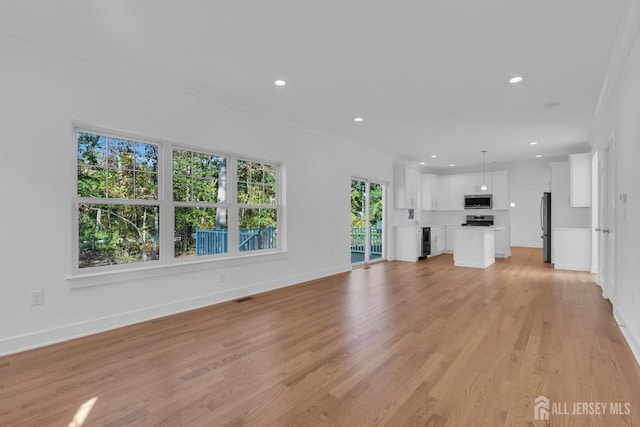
xmin=491 ymin=171 xmax=509 ymax=210
xmin=437 ymin=175 xmax=465 ymax=210
xmin=420 ymin=174 xmax=439 ymax=210
xmin=437 ymin=176 xmax=449 ymax=211
xmin=464 ymin=173 xmax=492 ymax=195
xmin=406 ymin=167 xmax=419 ymax=207
xmin=394 ymin=165 xmax=419 ymax=209
xmin=569 ymin=153 xmax=591 ymax=207
xmin=418 ymin=172 xmax=504 ymax=210
xmin=448 ymin=175 xmax=465 ymax=210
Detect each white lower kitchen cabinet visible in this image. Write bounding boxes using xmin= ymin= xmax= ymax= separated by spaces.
xmin=444 ymin=226 xmax=456 ymax=253
xmin=445 ymin=226 xmax=509 ymax=258
xmin=494 ymin=227 xmax=511 ymax=258
xmin=395 ymin=226 xmax=422 ymax=262
xmin=429 ymin=226 xmax=445 ymax=256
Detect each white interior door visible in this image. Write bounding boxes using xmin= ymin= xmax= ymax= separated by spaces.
xmin=598 ymin=137 xmax=616 ymax=302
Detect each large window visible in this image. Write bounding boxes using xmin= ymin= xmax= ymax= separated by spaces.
xmin=76 ymin=131 xmax=160 ymax=268
xmin=74 ymin=127 xmax=281 ymax=273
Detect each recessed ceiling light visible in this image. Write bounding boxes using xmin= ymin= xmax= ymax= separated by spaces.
xmin=431 ymin=155 xmax=437 ymax=158
xmin=535 ymin=154 xmax=542 ymax=158
xmin=354 ymin=117 xmax=363 ymax=122
xmin=449 ymin=164 xmax=455 ymax=167
xmin=509 ymin=76 xmax=524 ymax=84
xmin=419 ymin=162 xmax=425 ymax=165
xmin=530 ymin=141 xmax=538 ymax=145
xmin=274 ymin=80 xmax=286 ymax=86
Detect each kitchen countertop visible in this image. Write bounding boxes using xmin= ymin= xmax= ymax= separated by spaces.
xmin=396 ymin=225 xmax=507 ymax=230
xmin=446 ymin=225 xmax=506 ymax=230
xmin=395 ymin=224 xmax=445 ymax=228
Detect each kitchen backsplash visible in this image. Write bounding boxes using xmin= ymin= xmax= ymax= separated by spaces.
xmin=419 ymin=210 xmax=510 ymax=227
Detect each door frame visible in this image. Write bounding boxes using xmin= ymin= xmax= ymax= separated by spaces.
xmin=350 ymin=177 xmax=386 ymax=266
xmin=591 ymin=151 xmax=599 ymax=274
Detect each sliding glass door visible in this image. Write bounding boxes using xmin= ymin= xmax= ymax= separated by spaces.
xmin=351 ymin=178 xmax=384 ymax=265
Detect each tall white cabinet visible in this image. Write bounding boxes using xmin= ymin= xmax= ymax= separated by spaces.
xmin=464 ymin=173 xmax=492 ymax=194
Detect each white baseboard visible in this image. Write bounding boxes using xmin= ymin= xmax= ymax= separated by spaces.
xmin=0 ymin=264 xmax=351 ymax=356
xmin=614 ymin=308 xmax=640 ymax=368
xmin=554 ymin=263 xmax=591 ymax=272
xmin=454 ymin=258 xmax=495 ymax=269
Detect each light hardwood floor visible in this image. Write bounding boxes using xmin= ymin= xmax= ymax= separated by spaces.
xmin=2 ymin=248 xmax=640 ymax=426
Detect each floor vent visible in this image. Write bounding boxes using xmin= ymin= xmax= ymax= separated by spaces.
xmin=235 ymin=296 xmax=255 ymax=303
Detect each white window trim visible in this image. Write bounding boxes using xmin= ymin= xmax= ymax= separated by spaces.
xmin=69 ymin=124 xmax=285 ymax=287
xmin=67 ymin=250 xmax=290 ymax=289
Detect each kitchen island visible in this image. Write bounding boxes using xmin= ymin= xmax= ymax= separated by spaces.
xmin=453 ymin=226 xmax=496 ymax=268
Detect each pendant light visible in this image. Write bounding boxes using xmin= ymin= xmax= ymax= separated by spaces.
xmin=481 ymin=150 xmax=488 ymax=191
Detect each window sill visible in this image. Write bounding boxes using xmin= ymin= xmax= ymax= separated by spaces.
xmin=66 ymin=250 xmax=289 ymax=289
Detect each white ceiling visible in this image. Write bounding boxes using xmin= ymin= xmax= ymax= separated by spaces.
xmin=0 ymin=1 xmax=628 ymax=170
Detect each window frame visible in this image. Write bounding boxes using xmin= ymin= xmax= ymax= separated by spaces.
xmin=236 ymin=156 xmax=281 ymax=253
xmin=71 ymin=124 xmax=284 ymax=281
xmin=73 ymin=127 xmax=164 ymax=275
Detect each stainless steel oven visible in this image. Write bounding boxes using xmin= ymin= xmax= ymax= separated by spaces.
xmin=462 ymin=215 xmax=494 ymax=226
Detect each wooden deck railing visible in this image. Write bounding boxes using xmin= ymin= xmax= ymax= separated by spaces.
xmin=195 ymin=226 xmax=379 ymax=256
xmin=195 ymin=227 xmax=277 ymax=255
xmin=350 ymin=226 xmax=383 ymax=255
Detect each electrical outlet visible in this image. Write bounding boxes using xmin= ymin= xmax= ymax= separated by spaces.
xmin=29 ymin=290 xmax=44 ymax=306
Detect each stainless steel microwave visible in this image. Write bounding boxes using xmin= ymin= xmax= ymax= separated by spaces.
xmin=464 ymin=194 xmax=492 ymax=209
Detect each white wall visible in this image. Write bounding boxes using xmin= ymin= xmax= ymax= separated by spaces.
xmin=508 ymin=160 xmax=551 ymax=247
xmin=589 ymin=0 xmax=640 ymax=365
xmin=0 ymin=33 xmax=393 ymax=355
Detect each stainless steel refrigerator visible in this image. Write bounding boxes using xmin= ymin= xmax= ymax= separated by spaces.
xmin=540 ymin=192 xmax=551 ymax=262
